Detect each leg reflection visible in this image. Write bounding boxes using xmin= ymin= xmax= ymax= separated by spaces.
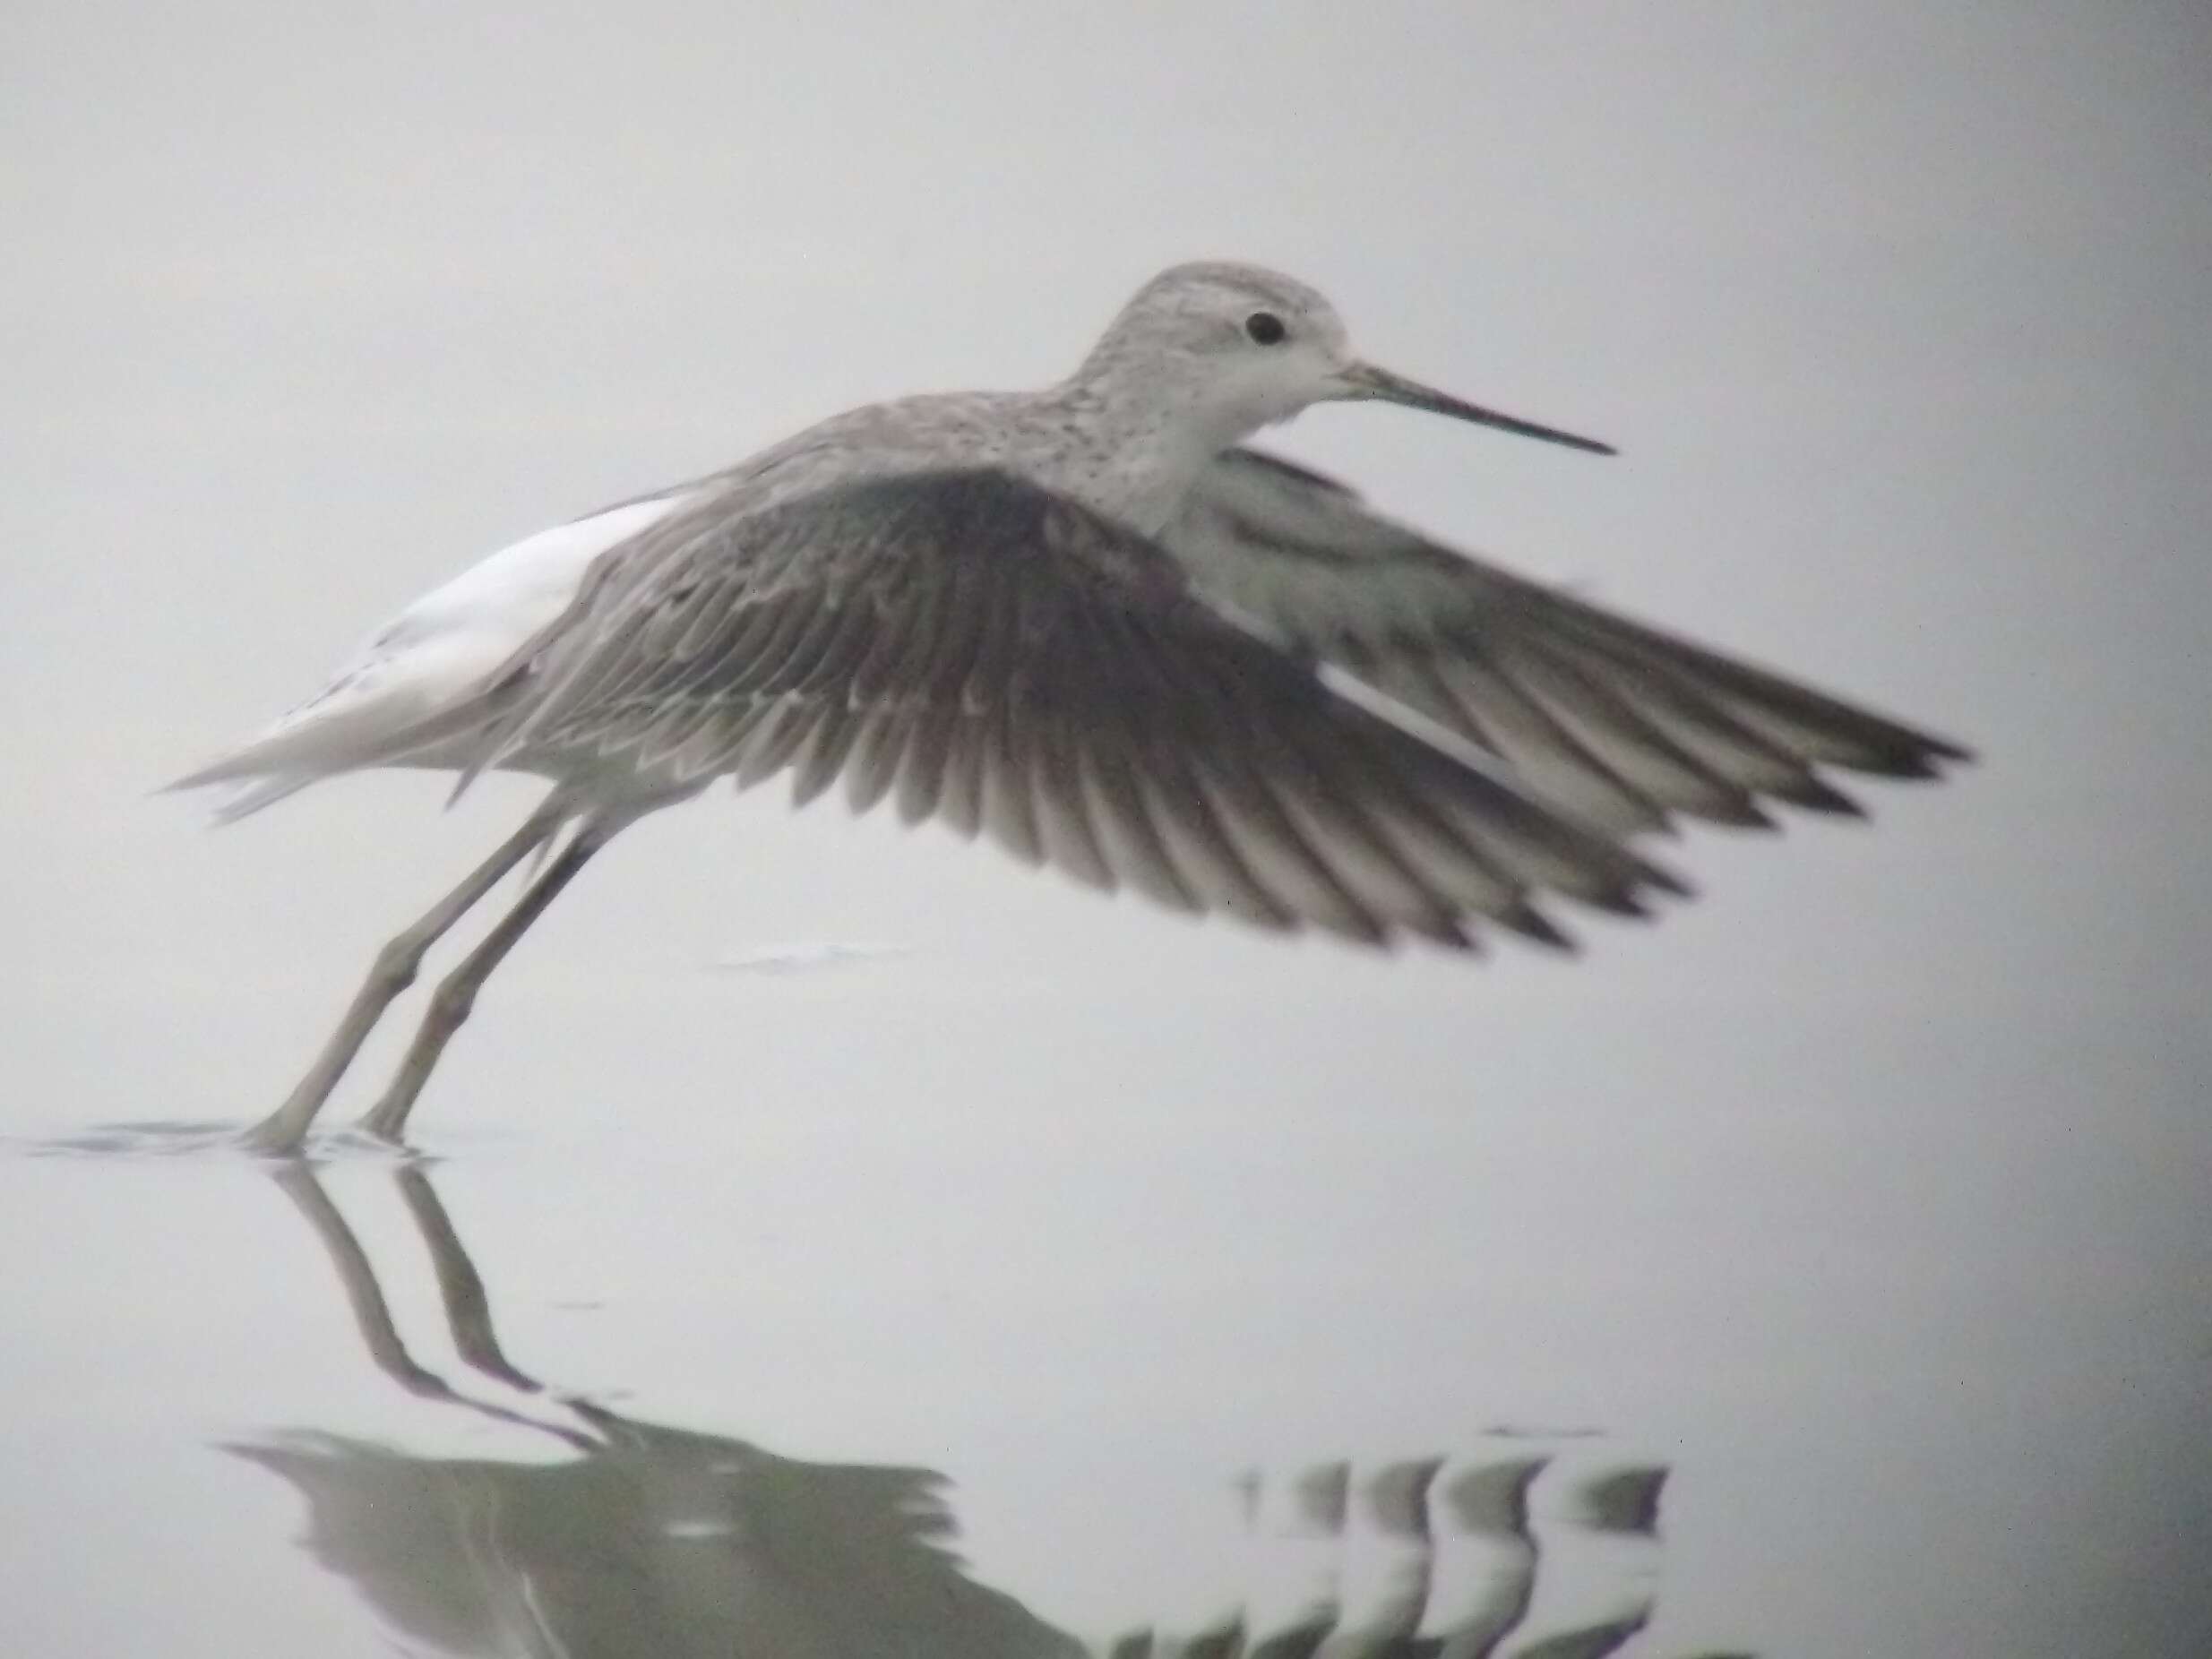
xmin=393 ymin=1165 xmax=538 ymax=1394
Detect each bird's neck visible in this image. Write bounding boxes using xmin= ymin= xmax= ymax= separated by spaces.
xmin=1027 ymin=369 xmax=1252 ymax=536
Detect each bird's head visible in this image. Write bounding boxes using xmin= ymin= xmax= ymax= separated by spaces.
xmin=1078 ymin=260 xmax=1614 ymax=457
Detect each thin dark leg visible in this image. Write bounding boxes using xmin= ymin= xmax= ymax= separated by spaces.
xmin=358 ymin=823 xmax=612 ymax=1144
xmin=244 ymin=800 xmax=568 ymax=1155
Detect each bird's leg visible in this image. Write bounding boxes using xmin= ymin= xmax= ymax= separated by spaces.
xmin=243 ymin=800 xmax=568 ymax=1156
xmin=358 ymin=822 xmax=613 ymax=1145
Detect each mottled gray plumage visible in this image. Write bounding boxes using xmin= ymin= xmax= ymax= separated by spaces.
xmin=176 ymin=260 xmax=1968 ymax=1151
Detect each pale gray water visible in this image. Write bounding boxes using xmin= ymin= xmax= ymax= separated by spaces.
xmin=4 ymin=4 xmax=2209 ymax=1655
xmin=4 ymin=973 xmax=2207 ymax=1655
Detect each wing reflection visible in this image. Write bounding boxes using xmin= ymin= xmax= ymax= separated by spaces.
xmin=233 ymin=1164 xmax=1753 ymax=1658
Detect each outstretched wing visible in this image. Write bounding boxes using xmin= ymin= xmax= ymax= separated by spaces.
xmin=1168 ymin=448 xmax=1970 ymax=834
xmin=488 ymin=467 xmax=1690 ymax=951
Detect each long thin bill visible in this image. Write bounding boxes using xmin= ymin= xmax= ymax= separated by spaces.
xmin=1336 ymin=361 xmax=1615 ymax=455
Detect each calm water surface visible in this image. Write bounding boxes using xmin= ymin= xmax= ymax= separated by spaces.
xmin=4 ymin=908 xmax=2205 ymax=1656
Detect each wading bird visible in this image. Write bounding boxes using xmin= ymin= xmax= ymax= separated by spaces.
xmin=172 ymin=262 xmax=1967 ymax=1152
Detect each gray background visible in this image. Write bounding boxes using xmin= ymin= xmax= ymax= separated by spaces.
xmin=3 ymin=4 xmax=2208 ymax=1655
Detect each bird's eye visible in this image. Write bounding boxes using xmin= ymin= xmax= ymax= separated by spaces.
xmin=1244 ymin=311 xmax=1287 ymax=346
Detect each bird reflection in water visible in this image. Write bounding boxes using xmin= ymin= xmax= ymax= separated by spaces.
xmin=236 ymin=1163 xmax=1754 ymax=1658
